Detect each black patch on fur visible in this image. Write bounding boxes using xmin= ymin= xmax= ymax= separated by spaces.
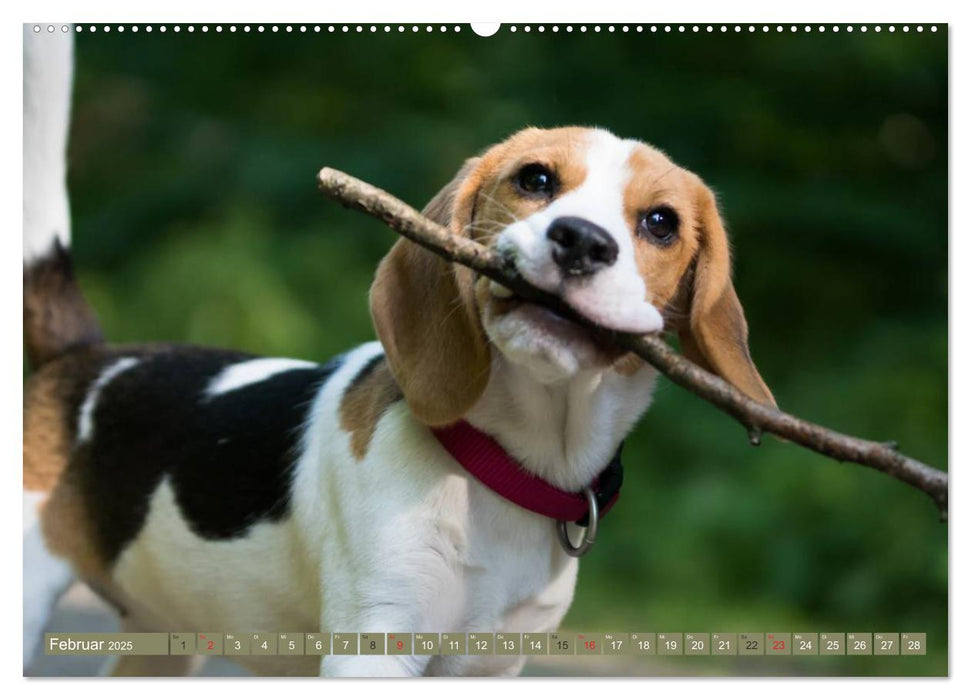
xmin=65 ymin=345 xmax=342 ymax=563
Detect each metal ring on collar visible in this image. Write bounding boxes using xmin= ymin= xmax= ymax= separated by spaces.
xmin=556 ymin=487 xmax=599 ymax=557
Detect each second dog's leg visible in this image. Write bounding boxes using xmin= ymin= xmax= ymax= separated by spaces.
xmin=23 ymin=491 xmax=75 ymax=672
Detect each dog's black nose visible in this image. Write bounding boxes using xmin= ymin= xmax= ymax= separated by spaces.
xmin=547 ymin=217 xmax=619 ymax=277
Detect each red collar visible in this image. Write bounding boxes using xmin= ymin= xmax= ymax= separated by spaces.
xmin=430 ymin=420 xmax=623 ymax=524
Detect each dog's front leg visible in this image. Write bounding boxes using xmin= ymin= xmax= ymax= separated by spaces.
xmin=316 ymin=576 xmax=450 ymax=677
xmin=319 ymin=609 xmax=430 ymax=677
xmin=315 ymin=586 xmax=439 ymax=678
xmin=313 ymin=471 xmax=469 ymax=677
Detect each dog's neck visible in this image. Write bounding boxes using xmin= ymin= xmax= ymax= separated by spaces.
xmin=464 ymin=354 xmax=659 ymax=492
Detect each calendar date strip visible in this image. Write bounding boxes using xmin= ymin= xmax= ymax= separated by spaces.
xmin=44 ymin=632 xmax=927 ymax=657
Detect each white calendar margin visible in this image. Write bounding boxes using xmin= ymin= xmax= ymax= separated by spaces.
xmin=1 ymin=0 xmax=961 ymax=698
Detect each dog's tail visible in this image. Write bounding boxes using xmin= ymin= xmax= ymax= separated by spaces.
xmin=23 ymin=26 xmax=103 ymax=369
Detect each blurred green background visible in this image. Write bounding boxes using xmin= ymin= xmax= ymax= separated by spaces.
xmin=63 ymin=25 xmax=946 ymax=675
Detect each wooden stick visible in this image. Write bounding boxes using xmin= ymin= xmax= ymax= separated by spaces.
xmin=317 ymin=167 xmax=948 ymax=519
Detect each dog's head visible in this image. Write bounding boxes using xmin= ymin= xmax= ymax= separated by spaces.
xmin=370 ymin=127 xmax=774 ymax=426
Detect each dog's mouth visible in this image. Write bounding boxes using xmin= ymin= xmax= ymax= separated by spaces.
xmin=486 ymin=278 xmax=662 ymax=338
xmin=487 ymin=280 xmax=556 ymax=317
xmin=486 ymin=280 xmax=619 ymax=351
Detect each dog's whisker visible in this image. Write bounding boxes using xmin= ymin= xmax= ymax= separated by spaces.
xmin=476 ymin=190 xmax=519 ymax=222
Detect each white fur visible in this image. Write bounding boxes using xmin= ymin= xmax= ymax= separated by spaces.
xmin=113 ymin=477 xmax=319 ymax=676
xmin=205 ymin=357 xmax=317 ymax=397
xmin=466 ymin=355 xmax=657 ymax=492
xmin=498 ymin=129 xmax=665 ymax=335
xmin=23 ymin=491 xmax=75 ymax=671
xmin=23 ymin=26 xmax=73 ymax=262
xmin=77 ymin=357 xmax=140 ymax=443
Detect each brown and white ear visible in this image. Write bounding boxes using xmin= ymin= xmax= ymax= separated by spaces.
xmin=369 ymin=158 xmax=490 ymax=426
xmin=677 ymin=182 xmax=776 ymax=407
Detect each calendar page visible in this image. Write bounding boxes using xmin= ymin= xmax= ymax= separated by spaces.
xmin=21 ymin=12 xmax=948 ymax=682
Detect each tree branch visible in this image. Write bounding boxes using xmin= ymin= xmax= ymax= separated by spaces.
xmin=317 ymin=167 xmax=948 ymax=520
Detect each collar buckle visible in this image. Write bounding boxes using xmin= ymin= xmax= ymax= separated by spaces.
xmin=556 ymin=487 xmax=599 ymax=557
xmin=556 ymin=442 xmax=625 ymax=557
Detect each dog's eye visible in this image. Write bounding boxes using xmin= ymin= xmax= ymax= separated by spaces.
xmin=515 ymin=164 xmax=556 ymax=197
xmin=638 ymin=207 xmax=680 ymax=245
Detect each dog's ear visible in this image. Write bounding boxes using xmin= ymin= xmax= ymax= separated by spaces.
xmin=369 ymin=158 xmax=491 ymax=426
xmin=422 ymin=157 xmax=482 ymax=230
xmin=677 ymin=180 xmax=776 ymax=407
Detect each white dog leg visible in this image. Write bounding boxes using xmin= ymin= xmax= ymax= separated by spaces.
xmin=23 ymin=491 xmax=75 ymax=671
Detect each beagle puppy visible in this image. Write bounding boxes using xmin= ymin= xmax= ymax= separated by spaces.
xmin=23 ymin=50 xmax=774 ymax=676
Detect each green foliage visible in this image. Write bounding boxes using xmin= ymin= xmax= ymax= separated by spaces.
xmin=66 ymin=27 xmax=946 ymax=675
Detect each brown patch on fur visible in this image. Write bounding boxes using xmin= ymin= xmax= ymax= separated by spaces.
xmin=676 ymin=184 xmax=775 ymax=406
xmin=370 ymin=235 xmax=489 ymax=426
xmin=24 ymin=350 xmax=114 ymax=581
xmin=23 ymin=351 xmax=101 ymax=491
xmin=24 ymin=241 xmax=104 ymax=369
xmin=623 ymin=145 xmax=775 ymax=406
xmin=612 ymin=353 xmax=645 ymax=377
xmin=369 ymin=156 xmax=495 ymax=427
xmin=339 ymin=357 xmax=403 ymax=459
xmin=457 ymin=127 xmax=592 ymax=244
xmin=23 ymin=371 xmax=72 ymax=492
xmin=41 ymin=471 xmax=111 ymax=582
xmin=623 ymin=145 xmax=702 ymax=313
